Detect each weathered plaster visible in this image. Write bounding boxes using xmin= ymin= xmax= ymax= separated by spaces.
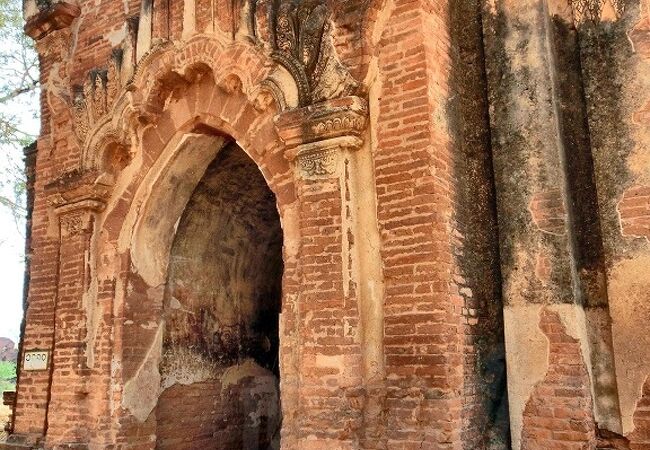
xmin=182 ymin=0 xmax=196 ymax=40
xmin=83 ymin=226 xmax=100 ymax=368
xmin=122 ymin=323 xmax=163 ymax=422
xmin=105 ymin=23 xmax=128 ymax=47
xmin=505 ymin=303 xmax=595 ymax=449
xmin=503 ymin=305 xmax=549 ymax=450
xmin=136 ymin=0 xmax=152 ymax=61
xmin=124 ymin=134 xmax=225 ymax=286
xmin=608 ymin=254 xmax=650 ymax=434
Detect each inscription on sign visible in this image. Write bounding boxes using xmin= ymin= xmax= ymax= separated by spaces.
xmin=23 ymin=351 xmax=49 ymax=371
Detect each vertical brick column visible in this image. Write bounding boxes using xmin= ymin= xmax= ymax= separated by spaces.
xmin=275 ymin=97 xmax=380 ymax=448
xmin=371 ymin=0 xmax=465 ymax=447
xmin=8 ymin=4 xmax=80 ymax=446
xmin=44 ymin=192 xmax=106 ymax=447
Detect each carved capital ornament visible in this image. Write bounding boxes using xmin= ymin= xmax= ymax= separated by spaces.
xmin=276 ymin=96 xmax=368 ymax=179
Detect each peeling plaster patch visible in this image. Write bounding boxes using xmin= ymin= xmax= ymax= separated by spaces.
xmin=69 ymin=14 xmax=83 ymax=61
xmin=84 ymin=229 xmax=101 ymax=368
xmin=617 ymin=185 xmax=650 ymax=242
xmin=555 ymin=304 xmax=598 ymax=414
xmin=160 ymin=347 xmax=219 ymax=390
xmin=105 ymin=23 xmax=128 ymax=47
xmin=221 ymin=359 xmax=274 ymax=389
xmin=520 ymin=308 xmax=598 ymax=449
xmin=505 ymin=303 xmax=597 ymax=449
xmin=136 ymin=1 xmax=153 ymax=61
xmin=504 ymin=305 xmax=549 ymax=450
xmin=110 ymin=355 xmax=122 ymax=415
xmin=182 ymin=0 xmax=196 ymax=40
xmin=122 ymin=324 xmax=163 ymax=423
xmin=528 ymin=189 xmax=567 ymax=236
xmin=84 ymin=276 xmax=101 ymax=368
xmin=608 ymin=254 xmax=650 ymax=434
xmin=280 ymin=202 xmax=300 ymax=260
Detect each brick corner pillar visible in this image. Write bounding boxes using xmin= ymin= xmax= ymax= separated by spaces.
xmin=275 ymin=96 xmax=386 ymax=449
xmin=370 ymin=0 xmax=465 ymax=447
xmin=7 ymin=4 xmax=81 ymax=449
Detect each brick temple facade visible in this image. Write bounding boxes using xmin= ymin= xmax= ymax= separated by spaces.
xmin=3 ymin=0 xmax=649 ymax=448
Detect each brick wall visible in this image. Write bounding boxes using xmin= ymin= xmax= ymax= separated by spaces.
xmin=9 ymin=0 xmax=650 ymax=449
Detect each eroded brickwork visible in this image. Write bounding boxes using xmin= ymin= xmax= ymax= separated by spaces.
xmin=521 ymin=310 xmax=596 ymax=450
xmin=3 ymin=0 xmax=649 ymax=449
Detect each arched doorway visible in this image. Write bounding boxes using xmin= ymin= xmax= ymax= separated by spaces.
xmin=154 ymin=141 xmax=283 ymax=449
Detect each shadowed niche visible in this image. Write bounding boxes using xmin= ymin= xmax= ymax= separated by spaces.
xmin=156 ymin=141 xmax=283 ymax=450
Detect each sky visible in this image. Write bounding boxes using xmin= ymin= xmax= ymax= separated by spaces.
xmin=0 ymin=196 xmax=26 ymax=343
xmin=0 ymin=102 xmax=38 ymax=343
xmin=0 ymin=95 xmax=39 ymax=343
xmin=0 ymin=84 xmax=39 ymax=345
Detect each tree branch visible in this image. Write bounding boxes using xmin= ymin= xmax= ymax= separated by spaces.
xmin=0 ymin=79 xmax=38 ymax=103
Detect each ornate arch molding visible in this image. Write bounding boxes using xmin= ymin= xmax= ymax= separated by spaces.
xmin=76 ymin=3 xmax=364 ymax=178
xmin=78 ymin=37 xmax=295 ymax=176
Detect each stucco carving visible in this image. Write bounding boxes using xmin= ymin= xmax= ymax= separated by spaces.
xmin=297 ymin=147 xmax=338 ymax=177
xmin=275 ymin=96 xmax=368 ymax=179
xmin=261 ymin=0 xmax=358 ymax=106
xmin=275 ymin=96 xmax=368 ymax=147
xmin=73 ymin=55 xmax=123 ymax=145
xmin=52 ymin=198 xmax=107 ymax=238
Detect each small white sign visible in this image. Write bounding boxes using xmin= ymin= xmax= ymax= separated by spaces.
xmin=23 ymin=351 xmax=49 ymax=371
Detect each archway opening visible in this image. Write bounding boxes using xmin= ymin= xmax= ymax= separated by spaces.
xmin=155 ymin=141 xmax=283 ymax=449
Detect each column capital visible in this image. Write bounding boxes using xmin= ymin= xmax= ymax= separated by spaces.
xmin=24 ymin=1 xmax=80 ymax=40
xmin=275 ymin=96 xmax=368 ymax=179
xmin=46 ymin=170 xmax=109 ymax=236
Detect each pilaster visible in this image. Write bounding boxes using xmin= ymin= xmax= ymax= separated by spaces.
xmin=276 ymin=96 xmax=385 ymax=448
xmin=41 ymin=177 xmax=108 ymax=448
